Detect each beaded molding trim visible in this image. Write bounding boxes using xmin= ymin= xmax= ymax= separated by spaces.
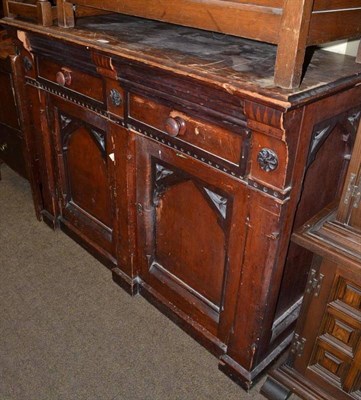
xmin=128 ymin=122 xmax=247 ymax=177
xmin=26 ymin=77 xmax=127 ymax=128
xmin=129 ymin=123 xmax=289 ymax=202
xmin=26 ymin=77 xmax=288 ymax=202
xmin=247 ymin=179 xmax=290 ymax=201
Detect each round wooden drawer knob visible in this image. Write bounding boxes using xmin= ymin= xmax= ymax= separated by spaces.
xmin=56 ymin=70 xmax=72 ymax=87
xmin=164 ymin=116 xmax=186 ymax=137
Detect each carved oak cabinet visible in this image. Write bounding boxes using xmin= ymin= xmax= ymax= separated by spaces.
xmin=3 ymin=14 xmax=361 ymax=390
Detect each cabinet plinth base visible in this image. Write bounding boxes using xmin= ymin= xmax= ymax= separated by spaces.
xmin=59 ymin=219 xmax=117 ymax=270
xmin=139 ymin=281 xmax=226 ymax=358
xmin=111 ymin=267 xmax=139 ymax=296
xmin=218 ymin=354 xmax=253 ymax=391
xmin=41 ymin=210 xmax=58 ymax=230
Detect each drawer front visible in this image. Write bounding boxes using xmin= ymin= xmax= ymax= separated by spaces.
xmin=129 ymin=94 xmax=246 ymax=172
xmin=37 ymin=57 xmax=104 ymax=103
xmin=0 ymin=126 xmax=27 ymax=177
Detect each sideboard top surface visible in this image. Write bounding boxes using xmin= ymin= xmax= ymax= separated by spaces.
xmin=3 ymin=13 xmax=361 ymax=108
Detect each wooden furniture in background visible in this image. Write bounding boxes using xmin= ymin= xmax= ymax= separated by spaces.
xmin=0 ymin=29 xmax=28 ymax=178
xmin=52 ymin=0 xmax=361 ymax=88
xmin=261 ymin=115 xmax=361 ymax=399
xmin=1 ymin=0 xmax=107 ymax=27
xmin=2 ymin=13 xmax=361 ymax=390
xmin=3 ymin=0 xmax=56 ymax=26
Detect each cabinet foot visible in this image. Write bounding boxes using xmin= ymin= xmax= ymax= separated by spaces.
xmin=41 ymin=210 xmax=58 ymax=230
xmin=218 ymin=354 xmax=253 ymax=390
xmin=112 ymin=267 xmax=139 ymax=296
xmin=260 ymin=377 xmax=292 ymax=400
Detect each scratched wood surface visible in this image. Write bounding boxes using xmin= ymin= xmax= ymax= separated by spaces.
xmin=3 ymin=13 xmax=361 ymax=106
xmin=76 ymin=14 xmax=361 ymax=102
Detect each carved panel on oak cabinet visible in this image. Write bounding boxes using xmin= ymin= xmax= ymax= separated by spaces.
xmin=307 ymin=275 xmax=361 ymax=396
xmin=310 ymin=342 xmax=350 ymax=387
xmin=307 ymin=109 xmax=361 ymax=167
xmin=59 ymin=112 xmax=112 ymax=228
xmin=324 ymin=312 xmax=360 ymax=352
xmin=334 ymin=277 xmax=361 ymax=312
xmin=150 ymin=160 xmax=231 ymax=315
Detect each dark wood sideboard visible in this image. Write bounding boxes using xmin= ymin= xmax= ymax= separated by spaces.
xmin=2 ymin=13 xmax=361 ymax=390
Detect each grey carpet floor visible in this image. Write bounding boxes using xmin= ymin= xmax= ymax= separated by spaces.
xmin=0 ymin=165 xmax=279 ymax=400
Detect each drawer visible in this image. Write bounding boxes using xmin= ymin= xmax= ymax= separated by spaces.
xmin=37 ymin=57 xmax=104 ymax=103
xmin=0 ymin=126 xmax=27 ymax=178
xmin=129 ymin=94 xmax=245 ymax=169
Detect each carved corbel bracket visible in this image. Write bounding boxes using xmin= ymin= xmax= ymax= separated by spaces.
xmin=91 ymin=52 xmax=125 ymax=117
xmin=91 ymin=51 xmax=117 ymax=79
xmin=244 ymin=100 xmax=285 ymax=139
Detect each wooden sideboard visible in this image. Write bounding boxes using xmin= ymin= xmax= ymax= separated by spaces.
xmin=2 ymin=13 xmax=361 ymax=390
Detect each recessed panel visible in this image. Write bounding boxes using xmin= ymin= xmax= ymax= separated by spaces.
xmin=154 ymin=179 xmax=226 ymax=309
xmin=66 ymin=125 xmax=112 ymax=228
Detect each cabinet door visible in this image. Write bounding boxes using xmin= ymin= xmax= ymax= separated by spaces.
xmin=294 ymin=258 xmax=361 ymax=399
xmin=49 ymin=96 xmax=118 ymax=264
xmin=136 ymin=136 xmax=248 ymax=343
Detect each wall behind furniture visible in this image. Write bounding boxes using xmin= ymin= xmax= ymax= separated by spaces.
xmin=323 ymin=39 xmax=360 ymax=56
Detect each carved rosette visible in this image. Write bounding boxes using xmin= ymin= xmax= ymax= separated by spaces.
xmin=257 ymin=148 xmax=279 ymax=172
xmin=109 ymin=89 xmax=122 ymax=107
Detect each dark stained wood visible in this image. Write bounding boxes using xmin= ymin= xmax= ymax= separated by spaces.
xmin=129 ymin=93 xmax=245 ymax=168
xmin=136 ymin=135 xmax=249 ymax=339
xmin=38 ymin=56 xmax=104 ymax=101
xmin=0 ymin=124 xmax=26 ymax=176
xmin=3 ymin=14 xmax=361 ymax=391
